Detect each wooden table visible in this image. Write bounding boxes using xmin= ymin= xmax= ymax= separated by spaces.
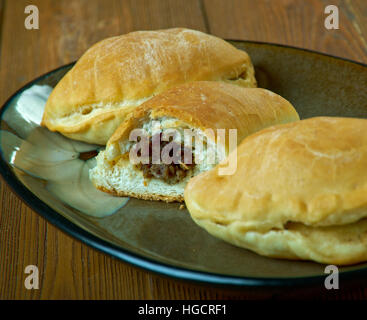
xmin=1 ymin=0 xmax=367 ymax=300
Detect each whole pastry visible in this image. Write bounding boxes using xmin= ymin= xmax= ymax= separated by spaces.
xmin=42 ymin=28 xmax=257 ymax=145
xmin=184 ymin=117 xmax=367 ymax=265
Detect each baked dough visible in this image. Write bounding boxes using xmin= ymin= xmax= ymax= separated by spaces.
xmin=90 ymin=81 xmax=299 ymax=202
xmin=42 ymin=28 xmax=257 ymax=145
xmin=184 ymin=117 xmax=367 ymax=265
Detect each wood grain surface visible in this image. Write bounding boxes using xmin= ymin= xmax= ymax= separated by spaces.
xmin=0 ymin=0 xmax=367 ymax=300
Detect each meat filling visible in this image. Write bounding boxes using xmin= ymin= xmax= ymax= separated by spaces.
xmin=134 ymin=133 xmax=195 ymax=184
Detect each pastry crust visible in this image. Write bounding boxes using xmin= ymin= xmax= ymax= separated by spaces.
xmin=42 ymin=28 xmax=257 ymax=145
xmin=107 ymin=81 xmax=299 ymax=153
xmin=96 ymin=184 xmax=182 ymax=203
xmin=184 ymin=117 xmax=367 ymax=265
xmin=90 ymin=81 xmax=299 ymax=202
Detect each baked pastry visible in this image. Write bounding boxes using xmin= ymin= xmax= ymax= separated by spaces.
xmin=90 ymin=81 xmax=299 ymax=202
xmin=184 ymin=117 xmax=367 ymax=265
xmin=41 ymin=28 xmax=257 ymax=145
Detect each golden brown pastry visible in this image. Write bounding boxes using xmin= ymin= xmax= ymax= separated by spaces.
xmin=90 ymin=81 xmax=299 ymax=202
xmin=184 ymin=117 xmax=367 ymax=265
xmin=42 ymin=28 xmax=257 ymax=145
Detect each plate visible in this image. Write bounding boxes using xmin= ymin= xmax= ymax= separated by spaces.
xmin=1 ymin=40 xmax=367 ymax=289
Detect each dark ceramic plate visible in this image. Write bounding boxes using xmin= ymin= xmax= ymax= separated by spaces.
xmin=1 ymin=40 xmax=367 ymax=290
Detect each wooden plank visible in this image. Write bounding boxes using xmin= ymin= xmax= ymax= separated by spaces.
xmin=203 ymin=0 xmax=367 ymax=63
xmin=339 ymin=0 xmax=367 ymax=54
xmin=0 ymin=0 xmax=4 ymax=62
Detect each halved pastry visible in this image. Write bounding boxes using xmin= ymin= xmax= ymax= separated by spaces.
xmin=90 ymin=81 xmax=299 ymax=202
xmin=184 ymin=117 xmax=367 ymax=265
xmin=42 ymin=28 xmax=257 ymax=145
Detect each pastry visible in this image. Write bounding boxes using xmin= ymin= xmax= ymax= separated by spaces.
xmin=184 ymin=117 xmax=367 ymax=265
xmin=42 ymin=28 xmax=257 ymax=145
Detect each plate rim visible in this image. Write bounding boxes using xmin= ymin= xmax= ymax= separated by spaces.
xmin=1 ymin=40 xmax=367 ymax=289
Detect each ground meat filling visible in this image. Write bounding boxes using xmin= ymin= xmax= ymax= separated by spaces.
xmin=134 ymin=133 xmax=195 ymax=184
